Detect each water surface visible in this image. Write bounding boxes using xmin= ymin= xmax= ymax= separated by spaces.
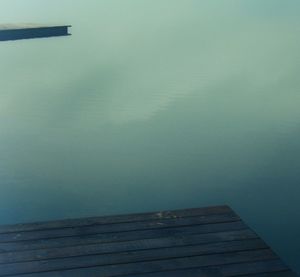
xmin=0 ymin=0 xmax=300 ymax=273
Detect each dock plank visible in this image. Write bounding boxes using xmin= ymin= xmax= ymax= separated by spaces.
xmin=0 ymin=24 xmax=71 ymax=41
xmin=125 ymin=260 xmax=293 ymax=277
xmin=0 ymin=205 xmax=231 ymax=234
xmin=0 ymin=239 xmax=268 ymax=275
xmin=219 ymin=259 xmax=295 ymax=276
xmin=6 ymin=249 xmax=279 ymax=277
xmin=121 ymin=268 xmax=224 ymax=277
xmin=0 ymin=229 xmax=257 ymax=264
xmin=0 ymin=212 xmax=239 ymax=243
xmin=0 ymin=206 xmax=294 ymax=276
xmin=0 ymin=221 xmax=247 ymax=252
xmin=243 ymin=272 xmax=297 ymax=277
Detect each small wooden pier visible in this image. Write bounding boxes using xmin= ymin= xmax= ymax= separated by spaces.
xmin=0 ymin=24 xmax=71 ymax=41
xmin=0 ymin=205 xmax=295 ymax=276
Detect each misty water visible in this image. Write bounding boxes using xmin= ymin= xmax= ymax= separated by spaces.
xmin=0 ymin=0 xmax=300 ymax=273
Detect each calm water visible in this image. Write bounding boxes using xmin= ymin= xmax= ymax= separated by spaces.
xmin=1 ymin=0 xmax=300 ymax=273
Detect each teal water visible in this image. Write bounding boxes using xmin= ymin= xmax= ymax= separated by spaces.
xmin=1 ymin=0 xmax=300 ymax=273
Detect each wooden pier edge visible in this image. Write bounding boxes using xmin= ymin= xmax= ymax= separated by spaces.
xmin=0 ymin=24 xmax=71 ymax=41
xmin=0 ymin=205 xmax=296 ymax=276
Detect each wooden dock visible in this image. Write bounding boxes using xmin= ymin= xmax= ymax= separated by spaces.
xmin=0 ymin=24 xmax=71 ymax=41
xmin=0 ymin=205 xmax=295 ymax=276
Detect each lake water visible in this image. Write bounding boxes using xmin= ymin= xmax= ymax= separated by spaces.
xmin=0 ymin=0 xmax=300 ymax=273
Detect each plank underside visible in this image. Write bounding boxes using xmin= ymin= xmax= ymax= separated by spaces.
xmin=0 ymin=205 xmax=295 ymax=276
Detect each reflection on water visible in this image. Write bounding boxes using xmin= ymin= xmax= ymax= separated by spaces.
xmin=0 ymin=0 xmax=300 ymax=273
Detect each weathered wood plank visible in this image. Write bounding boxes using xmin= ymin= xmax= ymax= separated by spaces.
xmin=0 ymin=206 xmax=294 ymax=276
xmin=219 ymin=259 xmax=293 ymax=276
xmin=242 ymin=271 xmax=297 ymax=277
xmin=0 ymin=213 xmax=239 ymax=243
xmin=131 ymin=268 xmax=224 ymax=277
xmin=122 ymin=260 xmax=292 ymax=276
xmin=0 ymin=205 xmax=232 ymax=234
xmin=0 ymin=221 xmax=247 ymax=253
xmin=120 ymin=268 xmax=223 ymax=277
xmin=0 ymin=24 xmax=71 ymax=41
xmin=7 ymin=249 xmax=278 ymax=277
xmin=0 ymin=229 xmax=257 ymax=264
xmin=0 ymin=239 xmax=268 ymax=275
